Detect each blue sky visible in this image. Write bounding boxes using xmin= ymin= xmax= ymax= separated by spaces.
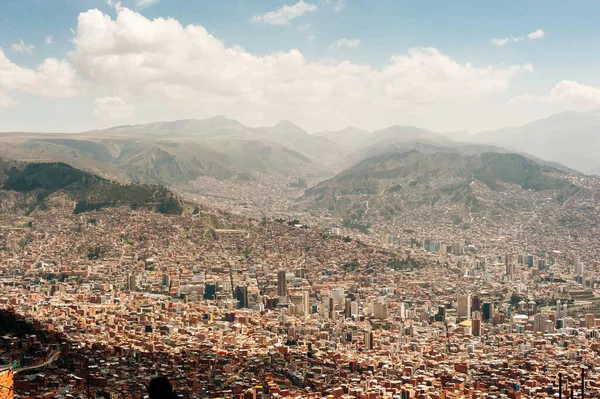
xmin=1 ymin=0 xmax=600 ymax=133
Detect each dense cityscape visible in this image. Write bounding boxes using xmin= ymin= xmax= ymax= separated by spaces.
xmin=3 ymin=1 xmax=600 ymax=398
xmin=1 ymin=191 xmax=600 ymax=398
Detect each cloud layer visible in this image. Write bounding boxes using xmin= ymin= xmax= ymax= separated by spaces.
xmin=491 ymin=29 xmax=545 ymax=46
xmin=251 ymin=1 xmax=317 ymax=25
xmin=0 ymin=48 xmax=78 ymax=107
xmin=11 ymin=39 xmax=35 ymax=54
xmin=512 ymin=80 xmax=600 ymax=107
xmin=331 ymin=38 xmax=361 ymax=48
xmin=65 ymin=6 xmax=532 ymax=130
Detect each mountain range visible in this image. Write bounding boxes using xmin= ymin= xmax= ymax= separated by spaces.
xmin=0 ymin=109 xmax=598 ymax=230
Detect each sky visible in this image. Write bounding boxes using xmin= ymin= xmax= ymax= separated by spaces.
xmin=1 ymin=0 xmax=600 ymax=133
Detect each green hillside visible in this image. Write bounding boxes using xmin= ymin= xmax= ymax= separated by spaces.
xmin=1 ymin=162 xmax=183 ymax=215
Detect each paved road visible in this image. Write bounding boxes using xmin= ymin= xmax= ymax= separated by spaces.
xmin=15 ymin=350 xmax=60 ymax=374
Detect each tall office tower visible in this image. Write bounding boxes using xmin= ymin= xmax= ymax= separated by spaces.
xmin=505 ymin=263 xmax=514 ymax=280
xmin=331 ymin=287 xmax=345 ymax=305
xmin=277 ymin=270 xmax=287 ymax=297
xmin=457 ymin=294 xmax=471 ymax=320
xmin=204 ymin=283 xmax=217 ymax=300
xmin=471 ymin=296 xmax=481 ymax=313
xmin=482 ymin=302 xmax=493 ymax=322
xmin=373 ymin=302 xmax=388 ymax=320
xmin=437 ymin=305 xmax=446 ymax=322
xmin=162 ymin=273 xmax=171 ymax=288
xmin=453 ymin=242 xmax=462 ymax=255
xmin=128 ymin=274 xmax=136 ymax=291
xmin=329 ymin=297 xmax=334 ymax=319
xmin=351 ymin=301 xmax=359 ymax=317
xmin=289 ymin=291 xmax=310 ymax=316
xmin=555 ymin=300 xmax=563 ymax=320
xmin=575 ymin=261 xmax=584 ymax=276
xmin=345 ymin=298 xmax=352 ymax=319
xmin=534 ymin=313 xmax=547 ymax=333
xmin=585 ymin=313 xmax=596 ymax=329
xmin=364 ymin=331 xmax=374 ymax=350
xmin=472 ymin=318 xmax=481 ymax=337
xmin=302 ymin=291 xmax=310 ymax=316
xmin=235 ymin=285 xmax=249 ymax=309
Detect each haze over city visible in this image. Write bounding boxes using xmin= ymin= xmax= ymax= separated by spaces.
xmin=1 ymin=2 xmax=600 ymax=399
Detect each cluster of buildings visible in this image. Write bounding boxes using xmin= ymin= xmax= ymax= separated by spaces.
xmin=0 ymin=201 xmax=600 ymax=398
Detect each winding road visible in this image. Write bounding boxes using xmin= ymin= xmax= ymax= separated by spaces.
xmin=14 ymin=350 xmax=60 ymax=374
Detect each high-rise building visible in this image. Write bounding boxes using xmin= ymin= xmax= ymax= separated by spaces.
xmin=328 ymin=297 xmax=334 ymax=319
xmin=472 ymin=318 xmax=481 ymax=337
xmin=373 ymin=302 xmax=388 ymax=320
xmin=235 ymin=285 xmax=249 ymax=309
xmin=289 ymin=291 xmax=310 ymax=316
xmin=204 ymin=283 xmax=217 ymax=300
xmin=162 ymin=273 xmax=171 ymax=288
xmin=534 ymin=313 xmax=546 ymax=333
xmin=344 ymin=298 xmax=352 ymax=319
xmin=453 ymin=242 xmax=462 ymax=255
xmin=277 ymin=270 xmax=288 ymax=297
xmin=331 ymin=287 xmax=345 ymax=305
xmin=364 ymin=331 xmax=374 ymax=350
xmin=505 ymin=263 xmax=514 ymax=280
xmin=482 ymin=302 xmax=493 ymax=322
xmin=575 ymin=261 xmax=584 ymax=276
xmin=351 ymin=301 xmax=359 ymax=317
xmin=457 ymin=294 xmax=471 ymax=320
xmin=128 ymin=274 xmax=136 ymax=291
xmin=471 ymin=296 xmax=481 ymax=313
xmin=585 ymin=313 xmax=596 ymax=329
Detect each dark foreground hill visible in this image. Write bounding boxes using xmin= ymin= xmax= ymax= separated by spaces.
xmin=0 ymin=160 xmax=183 ymax=215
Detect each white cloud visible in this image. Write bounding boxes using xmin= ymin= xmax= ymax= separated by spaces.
xmin=94 ymin=96 xmax=134 ymax=120
xmin=331 ymin=38 xmax=361 ymax=48
xmin=511 ymin=80 xmax=600 ymax=107
xmin=251 ymin=1 xmax=317 ymax=25
xmin=527 ymin=29 xmax=545 ymax=40
xmin=335 ymin=0 xmax=346 ymax=12
xmin=307 ymin=35 xmax=315 ymax=42
xmin=492 ymin=28 xmax=545 ymax=46
xmin=0 ymin=48 xmax=78 ymax=107
xmin=491 ymin=36 xmax=523 ymax=46
xmin=297 ymin=23 xmax=311 ymax=31
xmin=46 ymin=36 xmax=53 ymax=44
xmin=11 ymin=39 xmax=35 ymax=54
xmin=70 ymin=7 xmax=532 ymax=131
xmin=136 ymin=0 xmax=159 ymax=10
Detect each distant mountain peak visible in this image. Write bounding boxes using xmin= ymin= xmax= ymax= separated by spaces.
xmin=270 ymin=120 xmax=309 ymax=137
xmin=275 ymin=120 xmax=305 ymax=130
